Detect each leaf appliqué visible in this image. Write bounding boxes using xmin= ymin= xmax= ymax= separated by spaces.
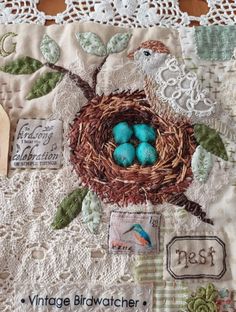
xmin=194 ymin=124 xmax=228 ymax=161
xmin=191 ymin=145 xmax=214 ymax=183
xmin=76 ymin=32 xmax=107 ymax=57
xmin=107 ymin=32 xmax=132 ymax=54
xmin=26 ymin=71 xmax=64 ymax=100
xmin=40 ymin=34 xmax=60 ymax=64
xmin=51 ymin=188 xmax=88 ymax=230
xmin=82 ymin=191 xmax=102 ymax=234
xmin=0 ymin=56 xmax=43 ymax=74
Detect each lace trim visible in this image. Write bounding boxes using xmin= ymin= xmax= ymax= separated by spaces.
xmin=154 ymin=56 xmax=216 ymax=119
xmin=2 ymin=1 xmax=236 ymax=27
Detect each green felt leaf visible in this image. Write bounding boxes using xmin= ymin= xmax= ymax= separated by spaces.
xmin=82 ymin=191 xmax=102 ymax=234
xmin=76 ymin=32 xmax=107 ymax=57
xmin=40 ymin=34 xmax=60 ymax=64
xmin=107 ymin=32 xmax=132 ymax=54
xmin=194 ymin=124 xmax=228 ymax=161
xmin=26 ymin=71 xmax=64 ymax=100
xmin=191 ymin=146 xmax=213 ymax=183
xmin=51 ymin=188 xmax=88 ymax=230
xmin=0 ymin=56 xmax=43 ymax=74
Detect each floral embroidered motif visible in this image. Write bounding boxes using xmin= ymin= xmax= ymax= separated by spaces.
xmin=76 ymin=31 xmax=132 ymax=56
xmin=0 ymin=32 xmax=17 ymax=57
xmin=40 ymin=34 xmax=60 ymax=64
xmin=191 ymin=146 xmax=214 ymax=183
xmin=76 ymin=32 xmax=107 ymax=57
xmin=1 ymin=56 xmax=43 ymax=74
xmin=186 ymin=283 xmax=218 ymax=312
xmin=82 ymin=190 xmax=102 ymax=234
xmin=195 ymin=26 xmax=236 ymax=61
xmin=217 ymin=289 xmax=236 ymax=312
xmin=26 ymin=71 xmax=64 ymax=100
xmin=194 ymin=124 xmax=228 ymax=161
xmin=51 ymin=188 xmax=88 ymax=230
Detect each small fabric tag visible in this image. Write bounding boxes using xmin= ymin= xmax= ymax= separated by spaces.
xmin=164 ymin=234 xmax=228 ymax=281
xmin=14 ymin=283 xmax=153 ymax=311
xmin=11 ymin=119 xmax=63 ymax=169
xmin=109 ymin=211 xmax=161 ymax=254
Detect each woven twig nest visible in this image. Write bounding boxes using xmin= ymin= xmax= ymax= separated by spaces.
xmin=70 ymin=90 xmax=197 ymax=206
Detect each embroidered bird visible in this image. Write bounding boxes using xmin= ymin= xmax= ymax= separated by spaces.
xmin=126 ymin=40 xmax=236 ymax=226
xmin=123 ymin=224 xmax=152 ymax=248
xmin=128 ymin=40 xmax=236 ymax=142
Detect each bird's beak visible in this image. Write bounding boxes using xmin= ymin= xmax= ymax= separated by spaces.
xmin=127 ymin=50 xmax=135 ymax=59
xmin=123 ymin=226 xmax=134 ymax=234
xmin=127 ymin=47 xmax=140 ymax=60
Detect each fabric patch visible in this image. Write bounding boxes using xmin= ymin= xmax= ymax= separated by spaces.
xmin=109 ymin=211 xmax=161 ymax=254
xmin=0 ymin=104 xmax=10 ymax=176
xmin=11 ymin=119 xmax=63 ymax=169
xmin=0 ymin=32 xmax=17 ymax=57
xmin=195 ymin=26 xmax=236 ymax=61
xmin=217 ymin=289 xmax=236 ymax=312
xmin=14 ymin=283 xmax=153 ymax=312
xmin=165 ymin=235 xmax=227 ymax=280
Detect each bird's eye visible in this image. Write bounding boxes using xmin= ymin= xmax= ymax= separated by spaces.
xmin=143 ymin=50 xmax=151 ymax=56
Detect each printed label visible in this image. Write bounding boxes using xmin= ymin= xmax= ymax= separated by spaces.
xmin=166 ymin=236 xmax=227 ymax=280
xmin=14 ymin=283 xmax=153 ymax=311
xmin=109 ymin=211 xmax=161 ymax=254
xmin=11 ymin=119 xmax=62 ymax=169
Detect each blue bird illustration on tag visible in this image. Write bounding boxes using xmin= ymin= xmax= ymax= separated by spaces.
xmin=123 ymin=224 xmax=152 ymax=248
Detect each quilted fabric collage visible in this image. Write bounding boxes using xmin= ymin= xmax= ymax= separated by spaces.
xmin=0 ymin=1 xmax=236 ymax=312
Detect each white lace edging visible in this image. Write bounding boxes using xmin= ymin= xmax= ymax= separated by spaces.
xmin=2 ymin=0 xmax=236 ymax=28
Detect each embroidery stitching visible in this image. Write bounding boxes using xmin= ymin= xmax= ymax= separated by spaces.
xmin=166 ymin=236 xmax=227 ymax=280
xmin=0 ymin=32 xmax=17 ymax=57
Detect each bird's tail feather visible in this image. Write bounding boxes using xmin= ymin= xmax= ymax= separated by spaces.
xmin=169 ymin=193 xmax=214 ymax=225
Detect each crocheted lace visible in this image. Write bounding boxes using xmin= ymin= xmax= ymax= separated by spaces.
xmin=1 ymin=0 xmax=236 ymax=27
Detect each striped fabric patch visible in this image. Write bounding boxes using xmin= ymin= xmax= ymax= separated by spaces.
xmin=133 ymin=221 xmax=190 ymax=311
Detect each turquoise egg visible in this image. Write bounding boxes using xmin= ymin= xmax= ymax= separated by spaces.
xmin=113 ymin=143 xmax=135 ymax=167
xmin=133 ymin=124 xmax=156 ymax=143
xmin=136 ymin=142 xmax=158 ymax=166
xmin=112 ymin=122 xmax=133 ymax=144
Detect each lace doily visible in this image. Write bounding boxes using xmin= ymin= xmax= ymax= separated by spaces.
xmin=1 ymin=0 xmax=236 ymax=27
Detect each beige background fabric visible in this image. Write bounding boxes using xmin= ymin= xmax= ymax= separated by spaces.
xmin=0 ymin=21 xmax=235 ymax=311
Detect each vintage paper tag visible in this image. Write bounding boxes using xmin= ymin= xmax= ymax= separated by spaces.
xmin=0 ymin=104 xmax=10 ymax=176
xmin=109 ymin=211 xmax=161 ymax=254
xmin=164 ymin=234 xmax=228 ymax=280
xmin=11 ymin=119 xmax=63 ymax=169
xmin=14 ymin=283 xmax=153 ymax=311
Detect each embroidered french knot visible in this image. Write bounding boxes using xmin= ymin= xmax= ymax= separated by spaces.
xmin=164 ymin=234 xmax=228 ymax=280
xmin=108 ymin=211 xmax=161 ymax=254
xmin=11 ymin=119 xmax=63 ymax=169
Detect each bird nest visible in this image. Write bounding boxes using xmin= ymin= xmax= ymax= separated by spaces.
xmin=70 ymin=90 xmax=197 ymax=206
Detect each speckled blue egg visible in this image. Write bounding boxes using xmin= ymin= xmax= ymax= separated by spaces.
xmin=112 ymin=122 xmax=133 ymax=144
xmin=133 ymin=124 xmax=156 ymax=143
xmin=136 ymin=142 xmax=158 ymax=166
xmin=113 ymin=143 xmax=136 ymax=167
